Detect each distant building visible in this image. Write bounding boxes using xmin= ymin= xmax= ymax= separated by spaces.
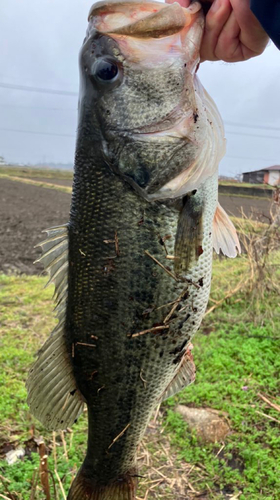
xmin=242 ymin=165 xmax=280 ymax=186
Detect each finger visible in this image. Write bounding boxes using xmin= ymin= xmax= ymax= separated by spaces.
xmin=165 ymin=0 xmax=191 ymax=6
xmin=215 ymin=10 xmax=241 ymax=61
xmin=215 ymin=3 xmax=268 ymax=62
xmin=230 ymin=0 xmax=269 ymax=57
xmin=200 ymin=0 xmax=232 ymax=61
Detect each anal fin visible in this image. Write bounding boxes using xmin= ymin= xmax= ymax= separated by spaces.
xmin=27 ymin=224 xmax=85 ymax=430
xmin=27 ymin=324 xmax=85 ymax=430
xmin=161 ymin=344 xmax=196 ymax=401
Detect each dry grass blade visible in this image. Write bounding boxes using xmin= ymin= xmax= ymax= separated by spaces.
xmin=255 ymin=410 xmax=280 ymax=424
xmin=60 ymin=431 xmax=69 ymax=462
xmin=136 ymin=409 xmax=210 ymax=499
xmin=0 ymin=474 xmax=16 ymax=500
xmin=30 ymin=469 xmax=39 ymax=500
xmin=229 ymin=491 xmax=242 ymax=500
xmin=128 ymin=326 xmax=169 ymax=338
xmin=144 ymin=251 xmax=178 ymax=281
xmin=54 ymin=470 xmax=67 ymax=500
xmin=205 ymin=278 xmax=249 ymax=316
xmin=207 ymin=197 xmax=280 ymax=319
xmin=257 ymin=393 xmax=280 ymax=413
xmin=108 ymin=423 xmax=131 ymax=450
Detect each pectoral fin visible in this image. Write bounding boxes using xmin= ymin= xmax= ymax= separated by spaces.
xmin=174 ymin=191 xmax=204 ymax=274
xmin=213 ymin=203 xmax=241 ymax=258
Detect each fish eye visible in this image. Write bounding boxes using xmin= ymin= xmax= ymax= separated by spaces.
xmin=92 ymin=57 xmax=120 ymax=84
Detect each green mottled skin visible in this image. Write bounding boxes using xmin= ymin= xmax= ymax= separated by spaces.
xmin=68 ymin=139 xmax=186 ymax=481
xmin=66 ymin=17 xmax=215 ymax=494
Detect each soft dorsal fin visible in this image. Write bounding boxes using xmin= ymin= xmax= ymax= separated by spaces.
xmin=213 ymin=203 xmax=241 ymax=258
xmin=27 ymin=225 xmax=85 ymax=430
xmin=160 ymin=345 xmax=196 ymax=401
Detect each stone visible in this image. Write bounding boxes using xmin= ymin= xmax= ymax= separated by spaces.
xmin=6 ymin=447 xmax=25 ymax=465
xmin=176 ymin=405 xmax=230 ymax=443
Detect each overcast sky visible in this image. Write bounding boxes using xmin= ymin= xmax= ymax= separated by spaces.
xmin=0 ymin=0 xmax=279 ymax=177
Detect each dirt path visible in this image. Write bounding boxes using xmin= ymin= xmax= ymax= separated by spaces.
xmin=0 ymin=178 xmax=71 ymax=274
xmin=219 ymin=193 xmax=273 ymax=222
xmin=28 ymin=177 xmax=73 ymax=187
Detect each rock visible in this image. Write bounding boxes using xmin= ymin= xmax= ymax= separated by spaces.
xmin=5 ymin=447 xmax=25 ymax=465
xmin=176 ymin=405 xmax=230 ymax=443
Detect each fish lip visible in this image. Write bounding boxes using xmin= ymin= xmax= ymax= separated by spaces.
xmin=88 ymin=0 xmax=168 ymax=22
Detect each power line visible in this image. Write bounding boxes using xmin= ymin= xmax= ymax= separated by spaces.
xmin=0 ymin=127 xmax=75 ymax=138
xmin=0 ymin=85 xmax=279 ymax=137
xmin=0 ymin=128 xmax=277 ymax=162
xmin=226 ymin=130 xmax=279 ymax=140
xmin=0 ymin=103 xmax=76 ymax=111
xmin=0 ymin=81 xmax=279 ymax=136
xmin=0 ymin=82 xmax=78 ymax=96
xmin=227 ymin=155 xmax=279 ymax=163
xmin=224 ymin=120 xmax=280 ymax=133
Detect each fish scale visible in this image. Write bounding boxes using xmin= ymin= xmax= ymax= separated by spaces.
xmin=66 ymin=148 xmax=216 ymax=482
xmin=27 ymin=1 xmax=240 ymax=498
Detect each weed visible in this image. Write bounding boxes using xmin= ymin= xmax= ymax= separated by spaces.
xmin=0 ymin=256 xmax=280 ymax=499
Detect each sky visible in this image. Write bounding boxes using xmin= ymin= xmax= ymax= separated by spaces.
xmin=0 ymin=0 xmax=279 ymax=177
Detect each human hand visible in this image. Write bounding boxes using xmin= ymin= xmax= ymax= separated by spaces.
xmin=166 ymin=0 xmax=269 ymax=62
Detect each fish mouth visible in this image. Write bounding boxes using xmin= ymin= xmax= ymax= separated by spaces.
xmin=88 ymin=0 xmax=202 ymax=39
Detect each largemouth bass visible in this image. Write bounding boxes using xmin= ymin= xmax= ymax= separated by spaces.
xmin=27 ymin=1 xmax=240 ymax=499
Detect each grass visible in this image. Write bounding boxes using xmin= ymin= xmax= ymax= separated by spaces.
xmin=0 ymin=174 xmax=72 ymax=194
xmin=0 ymin=254 xmax=280 ymax=499
xmin=0 ymin=166 xmax=73 ymax=180
xmin=219 ymin=192 xmax=271 ymax=201
xmin=219 ymin=181 xmax=273 ymax=190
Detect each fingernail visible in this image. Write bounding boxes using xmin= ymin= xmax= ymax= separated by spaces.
xmin=211 ymin=0 xmax=222 ymax=13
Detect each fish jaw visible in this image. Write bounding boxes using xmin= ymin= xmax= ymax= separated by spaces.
xmin=87 ymin=0 xmax=203 ymax=72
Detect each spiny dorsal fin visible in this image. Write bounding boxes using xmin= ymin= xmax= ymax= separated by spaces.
xmin=213 ymin=203 xmax=241 ymax=258
xmin=160 ymin=345 xmax=196 ymax=401
xmin=27 ymin=225 xmax=85 ymax=430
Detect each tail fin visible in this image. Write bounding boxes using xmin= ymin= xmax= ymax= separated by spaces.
xmin=68 ymin=468 xmax=137 ymax=500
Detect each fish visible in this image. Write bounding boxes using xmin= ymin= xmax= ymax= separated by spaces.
xmin=26 ymin=1 xmax=241 ymax=499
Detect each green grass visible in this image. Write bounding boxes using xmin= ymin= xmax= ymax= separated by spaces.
xmin=163 ymin=255 xmax=280 ymax=499
xmin=0 ymin=255 xmax=280 ymax=499
xmin=0 ymin=275 xmax=87 ymax=499
xmin=0 ymin=166 xmax=73 ymax=180
xmin=0 ymin=173 xmax=72 ymax=194
xmin=219 ymin=181 xmax=273 ymax=190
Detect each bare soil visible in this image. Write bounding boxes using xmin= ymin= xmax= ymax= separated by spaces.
xmin=29 ymin=177 xmax=73 ymax=187
xmin=0 ymin=178 xmax=274 ymax=275
xmin=218 ymin=193 xmax=274 ymax=222
xmin=0 ymin=178 xmax=71 ymax=275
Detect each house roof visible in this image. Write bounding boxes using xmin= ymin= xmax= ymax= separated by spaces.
xmin=243 ymin=165 xmax=280 ymax=174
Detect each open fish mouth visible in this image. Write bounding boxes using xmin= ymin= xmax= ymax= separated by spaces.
xmin=87 ymin=0 xmax=203 ymax=68
xmin=88 ymin=0 xmax=202 ymax=38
